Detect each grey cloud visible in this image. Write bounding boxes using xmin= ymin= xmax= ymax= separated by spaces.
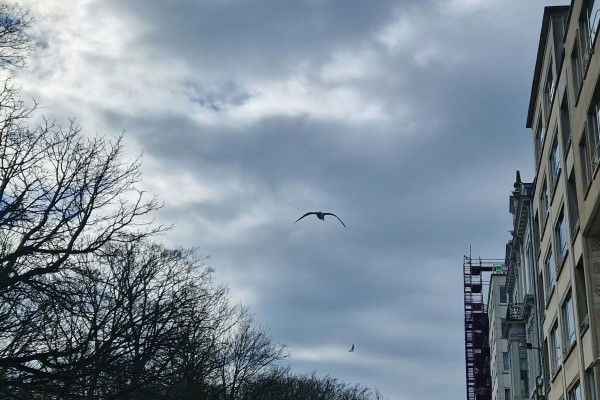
xmin=17 ymin=0 xmax=571 ymax=398
xmin=106 ymin=0 xmax=425 ymax=72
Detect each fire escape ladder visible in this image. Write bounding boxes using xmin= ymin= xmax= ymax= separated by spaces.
xmin=463 ymin=255 xmax=504 ymax=400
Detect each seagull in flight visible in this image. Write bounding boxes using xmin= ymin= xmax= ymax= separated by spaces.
xmin=349 ymin=344 xmax=355 ymax=352
xmin=294 ymin=211 xmax=346 ymax=227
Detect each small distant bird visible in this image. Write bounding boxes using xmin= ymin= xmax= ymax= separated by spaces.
xmin=349 ymin=344 xmax=355 ymax=352
xmin=294 ymin=211 xmax=346 ymax=227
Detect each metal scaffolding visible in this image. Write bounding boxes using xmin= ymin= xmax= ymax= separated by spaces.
xmin=463 ymin=254 xmax=504 ymax=400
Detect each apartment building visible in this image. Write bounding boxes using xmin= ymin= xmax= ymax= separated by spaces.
xmin=489 ymin=273 xmax=512 ymax=400
xmin=503 ymin=174 xmax=544 ymax=400
xmin=525 ymin=2 xmax=600 ymax=399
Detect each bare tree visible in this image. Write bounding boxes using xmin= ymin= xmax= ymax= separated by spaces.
xmin=0 ymin=120 xmax=166 ymax=395
xmin=0 ymin=4 xmax=33 ymax=69
xmin=163 ymin=277 xmax=234 ymax=400
xmin=240 ymin=371 xmax=386 ymax=400
xmin=0 ymin=114 xmax=164 ymax=291
xmin=0 ymin=241 xmax=227 ymax=399
xmin=94 ymin=243 xmax=212 ymax=400
xmin=0 ymin=5 xmax=167 ymax=394
xmin=215 ymin=311 xmax=289 ymax=400
xmin=0 ymin=6 xmax=385 ymax=399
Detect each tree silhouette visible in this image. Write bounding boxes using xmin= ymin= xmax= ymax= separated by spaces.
xmin=215 ymin=312 xmax=288 ymax=400
xmin=0 ymin=4 xmax=33 ymax=69
xmin=0 ymin=5 xmax=386 ymax=399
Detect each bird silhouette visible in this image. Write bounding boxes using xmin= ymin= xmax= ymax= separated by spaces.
xmin=349 ymin=344 xmax=354 ymax=352
xmin=294 ymin=211 xmax=346 ymax=227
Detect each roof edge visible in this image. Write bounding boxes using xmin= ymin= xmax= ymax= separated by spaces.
xmin=525 ymin=5 xmax=570 ymax=129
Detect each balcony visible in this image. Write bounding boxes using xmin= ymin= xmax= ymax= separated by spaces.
xmin=503 ymin=303 xmax=525 ymax=340
xmin=507 ymin=302 xmax=524 ymax=321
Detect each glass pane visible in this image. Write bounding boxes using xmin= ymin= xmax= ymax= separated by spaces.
xmin=591 ymin=0 xmax=600 ymax=39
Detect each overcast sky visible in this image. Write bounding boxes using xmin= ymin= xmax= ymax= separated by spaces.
xmin=12 ymin=0 xmax=567 ymax=398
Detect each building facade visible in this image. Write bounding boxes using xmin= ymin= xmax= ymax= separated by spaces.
xmin=489 ymin=273 xmax=512 ymax=400
xmin=525 ymin=2 xmax=600 ymax=400
xmin=503 ymin=173 xmax=544 ymax=400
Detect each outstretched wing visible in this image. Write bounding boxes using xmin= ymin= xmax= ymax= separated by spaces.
xmin=324 ymin=213 xmax=346 ymax=227
xmin=294 ymin=212 xmax=317 ymax=223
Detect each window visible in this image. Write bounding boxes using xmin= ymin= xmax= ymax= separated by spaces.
xmin=526 ymin=242 xmax=536 ymax=293
xmin=592 ymin=0 xmax=600 ymax=38
xmin=544 ymin=59 xmax=555 ymax=118
xmin=499 ymin=285 xmax=508 ymax=304
xmin=587 ymin=100 xmax=600 ymax=163
xmin=567 ymin=172 xmax=580 ymax=237
xmin=504 ymin=388 xmax=511 ymax=400
xmin=550 ymin=321 xmax=561 ymax=372
xmin=580 ymin=135 xmax=593 ymax=188
xmin=561 ymin=292 xmax=576 ymax=351
xmin=554 ymin=210 xmax=568 ymax=264
xmin=535 ymin=116 xmax=546 ymax=165
xmin=572 ymin=39 xmax=584 ymax=92
xmin=520 ymin=355 xmax=529 ymax=397
xmin=543 ymin=339 xmax=551 ymax=384
xmin=585 ymin=368 xmax=598 ymax=400
xmin=503 ymin=352 xmax=510 ymax=371
xmin=560 ymin=94 xmax=572 ymax=152
xmin=575 ymin=260 xmax=589 ymax=328
xmin=540 ymin=180 xmax=549 ymax=229
xmin=545 ymin=251 xmax=555 ymax=297
xmin=582 ymin=0 xmax=600 ymax=49
xmin=550 ymin=135 xmax=561 ymax=188
xmin=538 ymin=274 xmax=546 ymax=314
xmin=569 ymin=381 xmax=582 ymax=400
xmin=580 ymin=5 xmax=594 ymax=68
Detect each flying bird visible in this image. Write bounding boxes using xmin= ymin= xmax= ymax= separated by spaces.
xmin=349 ymin=344 xmax=354 ymax=352
xmin=294 ymin=211 xmax=346 ymax=227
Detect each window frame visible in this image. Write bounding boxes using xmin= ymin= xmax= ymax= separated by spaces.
xmin=580 ymin=7 xmax=593 ymax=69
xmin=535 ymin=115 xmax=546 ymax=166
xmin=572 ymin=37 xmax=584 ymax=95
xmin=561 ymin=291 xmax=576 ymax=353
xmin=544 ymin=57 xmax=555 ymax=119
xmin=569 ymin=380 xmax=582 ymax=400
xmin=549 ymin=320 xmax=562 ymax=374
xmin=545 ymin=250 xmax=556 ymax=299
xmin=499 ymin=285 xmax=508 ymax=304
xmin=585 ymin=368 xmax=597 ymax=400
xmin=502 ymin=351 xmax=510 ymax=371
xmin=540 ymin=179 xmax=550 ymax=231
xmin=567 ymin=172 xmax=581 ymax=239
xmin=583 ymin=0 xmax=600 ymax=49
xmin=587 ymin=100 xmax=600 ymax=164
xmin=550 ymin=134 xmax=562 ymax=190
xmin=554 ymin=209 xmax=568 ymax=267
xmin=580 ymin=133 xmax=593 ymax=189
xmin=560 ymin=94 xmax=572 ymax=154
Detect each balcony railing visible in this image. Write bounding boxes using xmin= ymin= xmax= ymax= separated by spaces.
xmin=507 ymin=303 xmax=523 ymax=321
